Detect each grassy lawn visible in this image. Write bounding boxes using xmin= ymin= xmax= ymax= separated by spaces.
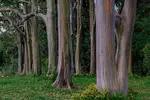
xmin=0 ymin=75 xmax=149 ymax=100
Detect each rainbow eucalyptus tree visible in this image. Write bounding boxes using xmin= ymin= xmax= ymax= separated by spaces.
xmin=95 ymin=0 xmax=137 ymax=95
xmin=53 ymin=0 xmax=73 ymax=88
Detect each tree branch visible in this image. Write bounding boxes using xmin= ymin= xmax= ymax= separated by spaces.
xmin=0 ymin=7 xmax=35 ymax=19
xmin=0 ymin=16 xmax=13 ymax=26
xmin=0 ymin=15 xmax=25 ymax=37
xmin=36 ymin=13 xmax=47 ymax=23
xmin=0 ymin=7 xmax=23 ymax=17
xmin=18 ymin=0 xmax=31 ymax=5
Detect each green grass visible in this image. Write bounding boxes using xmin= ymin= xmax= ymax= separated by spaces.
xmin=0 ymin=75 xmax=149 ymax=100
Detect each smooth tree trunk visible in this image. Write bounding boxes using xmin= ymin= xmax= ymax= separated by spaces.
xmin=128 ymin=41 xmax=132 ymax=73
xmin=117 ymin=0 xmax=137 ymax=94
xmin=26 ymin=5 xmax=32 ymax=74
xmin=89 ymin=0 xmax=96 ymax=74
xmin=21 ymin=38 xmax=28 ymax=75
xmin=75 ymin=0 xmax=82 ymax=74
xmin=53 ymin=0 xmax=73 ymax=89
xmin=17 ymin=33 xmax=22 ymax=73
xmin=21 ymin=3 xmax=29 ymax=75
xmin=46 ymin=0 xmax=57 ymax=75
xmin=95 ymin=0 xmax=118 ymax=93
xmin=95 ymin=0 xmax=137 ymax=95
xmin=23 ymin=5 xmax=29 ymax=74
xmin=24 ymin=22 xmax=29 ymax=74
xmin=27 ymin=22 xmax=32 ymax=74
xmin=31 ymin=0 xmax=41 ymax=75
xmin=70 ymin=0 xmax=76 ymax=73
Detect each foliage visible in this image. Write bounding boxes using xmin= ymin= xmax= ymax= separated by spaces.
xmin=132 ymin=2 xmax=150 ymax=76
xmin=0 ymin=29 xmax=18 ymax=74
xmin=41 ymin=58 xmax=48 ymax=74
xmin=72 ymin=84 xmax=138 ymax=100
xmin=142 ymin=43 xmax=150 ymax=75
xmin=51 ymin=68 xmax=58 ymax=82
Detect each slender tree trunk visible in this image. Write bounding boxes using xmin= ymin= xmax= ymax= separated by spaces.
xmin=31 ymin=0 xmax=41 ymax=75
xmin=75 ymin=0 xmax=82 ymax=74
xmin=117 ymin=0 xmax=137 ymax=94
xmin=21 ymin=38 xmax=28 ymax=75
xmin=24 ymin=23 xmax=29 ymax=74
xmin=27 ymin=22 xmax=32 ymax=74
xmin=95 ymin=0 xmax=118 ymax=93
xmin=128 ymin=41 xmax=132 ymax=73
xmin=22 ymin=3 xmax=29 ymax=75
xmin=57 ymin=0 xmax=62 ymax=73
xmin=70 ymin=0 xmax=76 ymax=73
xmin=89 ymin=0 xmax=96 ymax=74
xmin=17 ymin=33 xmax=22 ymax=73
xmin=46 ymin=0 xmax=57 ymax=75
xmin=53 ymin=0 xmax=73 ymax=89
xmin=26 ymin=5 xmax=32 ymax=74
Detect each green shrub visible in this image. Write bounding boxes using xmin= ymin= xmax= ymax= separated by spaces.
xmin=72 ymin=84 xmax=138 ymax=100
xmin=51 ymin=68 xmax=58 ymax=82
xmin=142 ymin=43 xmax=150 ymax=75
xmin=41 ymin=58 xmax=48 ymax=74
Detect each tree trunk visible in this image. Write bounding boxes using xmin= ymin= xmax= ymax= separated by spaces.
xmin=31 ymin=0 xmax=41 ymax=75
xmin=128 ymin=41 xmax=132 ymax=73
xmin=17 ymin=33 xmax=22 ymax=73
xmin=27 ymin=21 xmax=32 ymax=74
xmin=75 ymin=0 xmax=82 ymax=75
xmin=95 ymin=0 xmax=118 ymax=93
xmin=89 ymin=0 xmax=96 ymax=74
xmin=26 ymin=5 xmax=32 ymax=74
xmin=46 ymin=0 xmax=57 ymax=75
xmin=70 ymin=0 xmax=76 ymax=73
xmin=21 ymin=38 xmax=28 ymax=75
xmin=22 ymin=3 xmax=29 ymax=75
xmin=117 ymin=0 xmax=137 ymax=95
xmin=53 ymin=0 xmax=73 ymax=89
xmin=95 ymin=0 xmax=137 ymax=95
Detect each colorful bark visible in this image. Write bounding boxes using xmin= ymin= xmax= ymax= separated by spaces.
xmin=53 ymin=0 xmax=73 ymax=88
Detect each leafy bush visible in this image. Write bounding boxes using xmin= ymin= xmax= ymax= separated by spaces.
xmin=132 ymin=2 xmax=150 ymax=76
xmin=142 ymin=43 xmax=150 ymax=75
xmin=1 ymin=58 xmax=18 ymax=75
xmin=72 ymin=84 xmax=138 ymax=100
xmin=51 ymin=68 xmax=58 ymax=82
xmin=41 ymin=58 xmax=48 ymax=74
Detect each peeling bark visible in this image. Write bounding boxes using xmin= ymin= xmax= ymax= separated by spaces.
xmin=95 ymin=0 xmax=118 ymax=93
xmin=117 ymin=0 xmax=137 ymax=94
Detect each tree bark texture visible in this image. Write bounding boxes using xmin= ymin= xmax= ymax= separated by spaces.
xmin=95 ymin=0 xmax=137 ymax=95
xmin=95 ymin=0 xmax=118 ymax=94
xmin=17 ymin=33 xmax=23 ymax=73
xmin=89 ymin=0 xmax=96 ymax=74
xmin=75 ymin=0 xmax=82 ymax=75
xmin=46 ymin=0 xmax=57 ymax=75
xmin=117 ymin=0 xmax=137 ymax=94
xmin=31 ymin=0 xmax=41 ymax=75
xmin=70 ymin=0 xmax=76 ymax=73
xmin=53 ymin=0 xmax=73 ymax=89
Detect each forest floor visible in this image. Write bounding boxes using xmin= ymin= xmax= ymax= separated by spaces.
xmin=0 ymin=75 xmax=149 ymax=100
